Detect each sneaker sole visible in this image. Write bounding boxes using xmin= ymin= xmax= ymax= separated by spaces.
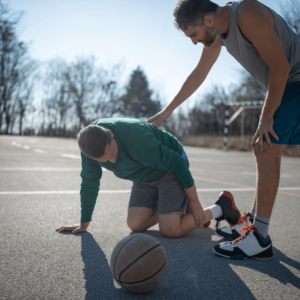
xmin=214 ymin=231 xmax=236 ymax=241
xmin=212 ymin=248 xmax=273 ymax=260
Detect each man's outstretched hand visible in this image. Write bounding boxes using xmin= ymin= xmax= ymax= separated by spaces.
xmin=56 ymin=222 xmax=90 ymax=234
xmin=147 ymin=108 xmax=173 ymax=127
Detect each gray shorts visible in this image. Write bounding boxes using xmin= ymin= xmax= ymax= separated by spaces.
xmin=128 ymin=156 xmax=190 ymax=215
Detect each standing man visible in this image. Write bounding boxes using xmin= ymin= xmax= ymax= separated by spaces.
xmin=148 ymin=0 xmax=300 ymax=260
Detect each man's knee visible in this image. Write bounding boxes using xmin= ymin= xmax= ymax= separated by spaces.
xmin=253 ymin=141 xmax=283 ymax=160
xmin=127 ymin=218 xmax=146 ymax=232
xmin=159 ymin=224 xmax=182 ymax=238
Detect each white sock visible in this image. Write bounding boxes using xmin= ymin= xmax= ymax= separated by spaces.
xmin=207 ymin=204 xmax=223 ymax=219
xmin=250 ymin=206 xmax=256 ymax=215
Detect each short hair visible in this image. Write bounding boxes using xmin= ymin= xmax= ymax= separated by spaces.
xmin=173 ymin=0 xmax=219 ymax=30
xmin=77 ymin=125 xmax=113 ymax=159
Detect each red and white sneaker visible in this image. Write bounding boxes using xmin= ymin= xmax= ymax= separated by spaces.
xmin=215 ymin=211 xmax=254 ymax=241
xmin=215 ymin=191 xmax=241 ymax=230
xmin=213 ymin=224 xmax=273 ymax=260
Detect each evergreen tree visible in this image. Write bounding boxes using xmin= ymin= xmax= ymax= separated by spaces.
xmin=119 ymin=67 xmax=161 ymax=118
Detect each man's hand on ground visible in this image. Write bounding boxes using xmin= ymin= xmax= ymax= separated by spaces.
xmin=147 ymin=108 xmax=173 ymax=127
xmin=56 ymin=222 xmax=90 ymax=234
xmin=251 ymin=115 xmax=279 ymax=151
xmin=187 ymin=201 xmax=205 ymax=227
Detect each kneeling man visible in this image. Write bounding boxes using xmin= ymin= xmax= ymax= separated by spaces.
xmin=56 ymin=118 xmax=240 ymax=238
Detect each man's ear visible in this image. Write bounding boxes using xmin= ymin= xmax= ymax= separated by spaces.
xmin=107 ymin=129 xmax=114 ymax=139
xmin=203 ymin=15 xmax=214 ymax=28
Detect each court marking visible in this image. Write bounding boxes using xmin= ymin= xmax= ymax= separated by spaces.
xmin=61 ymin=154 xmax=81 ymax=159
xmin=0 ymin=167 xmax=107 ymax=172
xmin=0 ymin=168 xmax=82 ymax=171
xmin=241 ymin=171 xmax=291 ymax=178
xmin=194 ymin=176 xmax=249 ymax=188
xmin=1 ymin=187 xmax=299 ymax=195
xmin=188 ymin=158 xmax=217 ymax=163
xmin=194 ymin=177 xmax=300 ymax=197
xmin=34 ymin=149 xmax=47 ymax=154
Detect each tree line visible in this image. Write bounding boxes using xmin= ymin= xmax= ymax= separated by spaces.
xmin=0 ymin=0 xmax=299 ymax=140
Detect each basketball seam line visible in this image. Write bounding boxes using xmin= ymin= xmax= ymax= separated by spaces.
xmin=119 ymin=244 xmax=163 ymax=283
xmin=113 ymin=234 xmax=145 ymax=280
xmin=120 ymin=256 xmax=168 ymax=286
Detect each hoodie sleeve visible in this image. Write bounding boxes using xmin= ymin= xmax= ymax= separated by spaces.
xmin=80 ymin=152 xmax=103 ymax=223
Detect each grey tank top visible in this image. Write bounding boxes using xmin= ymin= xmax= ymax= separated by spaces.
xmin=219 ymin=0 xmax=300 ymax=89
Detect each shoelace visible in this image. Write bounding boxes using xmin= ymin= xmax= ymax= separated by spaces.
xmin=238 ymin=211 xmax=249 ymax=226
xmin=231 ymin=224 xmax=257 ymax=245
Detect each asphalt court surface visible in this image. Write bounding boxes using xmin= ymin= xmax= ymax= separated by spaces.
xmin=0 ymin=135 xmax=299 ymax=300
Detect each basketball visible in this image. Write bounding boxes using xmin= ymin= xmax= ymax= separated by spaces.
xmin=110 ymin=233 xmax=168 ymax=293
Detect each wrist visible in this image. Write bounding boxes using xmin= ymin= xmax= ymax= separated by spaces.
xmin=165 ymin=104 xmax=175 ymax=114
xmin=81 ymin=222 xmax=90 ymax=228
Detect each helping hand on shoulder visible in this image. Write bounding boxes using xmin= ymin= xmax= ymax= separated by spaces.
xmin=147 ymin=107 xmax=173 ymax=127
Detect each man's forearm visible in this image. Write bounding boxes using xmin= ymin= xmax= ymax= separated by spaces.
xmin=166 ymin=44 xmax=221 ymax=113
xmin=166 ymin=70 xmax=206 ymax=113
xmin=261 ymin=67 xmax=290 ymax=118
xmin=184 ymin=184 xmax=201 ymax=205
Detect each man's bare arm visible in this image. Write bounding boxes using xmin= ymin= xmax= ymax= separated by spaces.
xmin=237 ymin=1 xmax=291 ymax=150
xmin=147 ymin=37 xmax=222 ymax=127
xmin=167 ymin=37 xmax=222 ymax=112
xmin=185 ymin=184 xmax=205 ymax=227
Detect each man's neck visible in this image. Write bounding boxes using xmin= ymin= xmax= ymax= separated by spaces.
xmin=215 ymin=5 xmax=231 ymax=36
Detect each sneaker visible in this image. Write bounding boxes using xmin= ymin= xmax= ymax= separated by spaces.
xmin=215 ymin=211 xmax=254 ymax=241
xmin=215 ymin=191 xmax=241 ymax=230
xmin=213 ymin=224 xmax=273 ymax=260
xmin=203 ymin=221 xmax=211 ymax=227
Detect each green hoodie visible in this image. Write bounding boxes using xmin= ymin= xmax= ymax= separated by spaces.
xmin=80 ymin=118 xmax=194 ymax=223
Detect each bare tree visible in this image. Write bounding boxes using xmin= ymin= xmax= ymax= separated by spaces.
xmin=280 ymin=0 xmax=300 ymax=34
xmin=0 ymin=1 xmax=37 ymax=134
xmin=41 ymin=59 xmax=72 ymax=136
xmin=94 ymin=62 xmax=124 ymax=118
xmin=66 ymin=56 xmax=98 ymax=129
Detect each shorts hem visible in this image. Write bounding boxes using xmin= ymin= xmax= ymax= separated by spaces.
xmin=128 ymin=206 xmax=156 ymax=210
xmin=158 ymin=211 xmax=186 ymax=216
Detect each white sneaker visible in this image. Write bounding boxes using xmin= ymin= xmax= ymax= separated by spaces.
xmin=215 ymin=211 xmax=254 ymax=241
xmin=213 ymin=224 xmax=273 ymax=260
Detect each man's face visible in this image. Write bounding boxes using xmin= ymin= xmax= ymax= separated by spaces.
xmin=94 ymin=139 xmax=119 ymax=163
xmin=183 ymin=25 xmax=217 ymax=48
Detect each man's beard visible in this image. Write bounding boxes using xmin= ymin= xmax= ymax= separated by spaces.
xmin=202 ymin=26 xmax=218 ymax=48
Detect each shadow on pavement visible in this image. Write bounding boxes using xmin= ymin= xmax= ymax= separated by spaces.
xmin=228 ymin=247 xmax=300 ymax=290
xmin=76 ymin=229 xmax=299 ymax=300
xmin=80 ymin=233 xmax=118 ymax=300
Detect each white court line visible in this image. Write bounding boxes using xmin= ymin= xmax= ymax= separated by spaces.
xmin=34 ymin=149 xmax=47 ymax=154
xmin=241 ymin=172 xmax=291 ymax=178
xmin=0 ymin=168 xmax=81 ymax=171
xmin=61 ymin=154 xmax=81 ymax=159
xmin=0 ymin=167 xmax=107 ymax=172
xmin=12 ymin=141 xmax=22 ymax=147
xmin=189 ymin=168 xmax=204 ymax=172
xmin=0 ymin=190 xmax=130 ymax=195
xmin=189 ymin=158 xmax=217 ymax=163
xmin=1 ymin=187 xmax=299 ymax=195
xmin=23 ymin=145 xmax=30 ymax=150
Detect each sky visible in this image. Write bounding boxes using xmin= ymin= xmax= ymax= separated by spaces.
xmin=8 ymin=0 xmax=283 ymax=108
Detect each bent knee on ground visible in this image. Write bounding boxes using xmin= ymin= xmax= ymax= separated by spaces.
xmin=159 ymin=221 xmax=183 ymax=239
xmin=127 ymin=219 xmax=147 ymax=232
